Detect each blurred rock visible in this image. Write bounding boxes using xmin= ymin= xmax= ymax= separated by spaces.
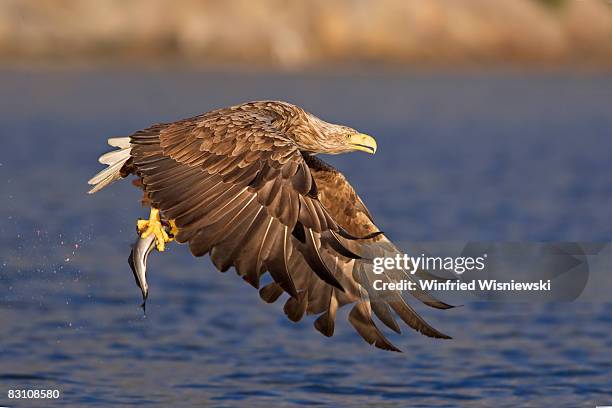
xmin=0 ymin=0 xmax=611 ymax=67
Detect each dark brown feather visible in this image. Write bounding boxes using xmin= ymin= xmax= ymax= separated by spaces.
xmin=284 ymin=291 xmax=308 ymax=322
xmin=348 ymin=302 xmax=401 ymax=352
xmin=259 ymin=282 xmax=284 ymax=303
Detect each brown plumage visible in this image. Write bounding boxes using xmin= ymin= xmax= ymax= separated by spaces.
xmin=89 ymin=100 xmax=453 ymax=351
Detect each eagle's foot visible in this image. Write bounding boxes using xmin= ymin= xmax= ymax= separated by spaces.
xmin=168 ymin=219 xmax=178 ymax=237
xmin=137 ymin=208 xmax=173 ymax=252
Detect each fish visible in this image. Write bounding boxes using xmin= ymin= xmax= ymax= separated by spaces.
xmin=128 ymin=232 xmax=156 ymax=313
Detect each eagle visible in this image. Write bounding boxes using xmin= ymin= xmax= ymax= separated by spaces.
xmin=88 ymin=100 xmax=452 ymax=351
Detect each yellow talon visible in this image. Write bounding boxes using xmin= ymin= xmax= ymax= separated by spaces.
xmin=137 ymin=219 xmax=149 ymax=232
xmin=137 ymin=208 xmax=172 ymax=252
xmin=168 ymin=219 xmax=178 ymax=237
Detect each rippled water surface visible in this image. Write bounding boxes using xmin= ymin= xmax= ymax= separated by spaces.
xmin=1 ymin=70 xmax=611 ymax=407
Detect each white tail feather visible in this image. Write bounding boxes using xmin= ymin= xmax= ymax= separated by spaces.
xmin=108 ymin=137 xmax=131 ymax=148
xmin=98 ymin=147 xmax=131 ymax=165
xmin=88 ymin=137 xmax=131 ymax=194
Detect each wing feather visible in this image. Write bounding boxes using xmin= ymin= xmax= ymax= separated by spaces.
xmin=349 ymin=302 xmax=401 ymax=352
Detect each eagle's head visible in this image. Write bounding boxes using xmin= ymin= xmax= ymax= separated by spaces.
xmin=261 ymin=101 xmax=378 ymax=155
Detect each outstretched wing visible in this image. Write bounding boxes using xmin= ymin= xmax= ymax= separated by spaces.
xmin=129 ymin=105 xmax=452 ymax=351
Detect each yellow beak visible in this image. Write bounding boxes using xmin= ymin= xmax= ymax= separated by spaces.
xmin=348 ymin=133 xmax=377 ymax=154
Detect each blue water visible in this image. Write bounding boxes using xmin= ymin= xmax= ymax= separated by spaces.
xmin=1 ymin=69 xmax=611 ymax=407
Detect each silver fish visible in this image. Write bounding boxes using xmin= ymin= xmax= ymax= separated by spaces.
xmin=128 ymin=232 xmax=156 ymax=312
